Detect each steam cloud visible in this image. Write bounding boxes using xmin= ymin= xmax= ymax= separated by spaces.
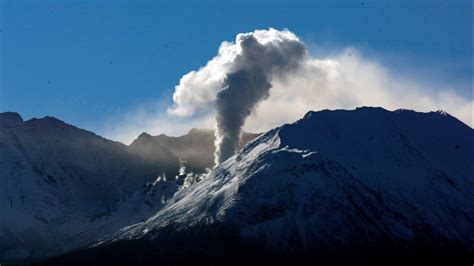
xmin=169 ymin=29 xmax=307 ymax=165
xmin=214 ymin=31 xmax=306 ymax=164
xmin=105 ymin=28 xmax=472 ymax=154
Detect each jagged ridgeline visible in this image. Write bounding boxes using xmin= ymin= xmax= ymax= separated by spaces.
xmin=0 ymin=111 xmax=258 ymax=261
xmin=1 ymin=108 xmax=473 ymax=264
xmin=38 ymin=107 xmax=474 ymax=265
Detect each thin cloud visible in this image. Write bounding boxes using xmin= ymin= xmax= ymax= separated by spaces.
xmin=244 ymin=47 xmax=473 ymax=133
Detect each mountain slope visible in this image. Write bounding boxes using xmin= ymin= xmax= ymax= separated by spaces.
xmin=58 ymin=107 xmax=474 ymax=264
xmin=0 ymin=113 xmax=180 ymax=261
xmin=0 ymin=113 xmax=258 ymax=261
xmin=129 ymin=128 xmax=259 ymax=173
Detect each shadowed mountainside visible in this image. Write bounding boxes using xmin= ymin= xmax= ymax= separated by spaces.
xmin=0 ymin=112 xmax=257 ymax=261
xmin=129 ymin=128 xmax=259 ymax=174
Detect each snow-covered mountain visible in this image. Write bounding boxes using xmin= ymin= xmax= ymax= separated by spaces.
xmin=50 ymin=107 xmax=473 ymax=264
xmin=0 ymin=112 xmax=257 ymax=261
xmin=0 ymin=112 xmax=174 ymax=261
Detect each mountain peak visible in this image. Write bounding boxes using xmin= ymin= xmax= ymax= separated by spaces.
xmin=303 ymin=106 xmax=390 ymax=119
xmin=0 ymin=112 xmax=24 ymax=127
xmin=435 ymin=109 xmax=448 ymax=116
xmin=131 ymin=132 xmax=157 ymax=146
xmin=24 ymin=116 xmax=69 ymax=129
xmin=187 ymin=128 xmax=213 ymax=135
xmin=28 ymin=116 xmax=64 ymax=123
xmin=302 ymin=107 xmax=463 ymax=126
xmin=137 ymin=132 xmax=152 ymax=139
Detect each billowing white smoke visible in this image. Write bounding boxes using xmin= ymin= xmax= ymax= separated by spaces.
xmin=116 ymin=27 xmax=472 ymax=163
xmin=104 ymin=38 xmax=472 ymax=145
xmin=169 ymin=29 xmax=307 ymax=165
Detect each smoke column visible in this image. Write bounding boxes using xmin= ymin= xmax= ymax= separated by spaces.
xmin=168 ymin=29 xmax=307 ymax=165
xmin=214 ymin=31 xmax=306 ymax=164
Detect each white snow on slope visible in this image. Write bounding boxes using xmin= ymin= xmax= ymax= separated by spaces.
xmin=0 ymin=113 xmax=180 ymax=260
xmin=102 ymin=107 xmax=474 ymax=250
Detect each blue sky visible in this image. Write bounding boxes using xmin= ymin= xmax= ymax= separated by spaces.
xmin=1 ymin=0 xmax=472 ymax=137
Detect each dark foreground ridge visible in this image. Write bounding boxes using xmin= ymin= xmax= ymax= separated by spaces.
xmin=36 ymin=224 xmax=472 ymax=266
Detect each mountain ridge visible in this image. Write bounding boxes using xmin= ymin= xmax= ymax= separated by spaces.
xmin=1 ymin=107 xmax=473 ymax=264
xmin=56 ymin=106 xmax=474 ymax=265
xmin=0 ymin=111 xmax=258 ymax=261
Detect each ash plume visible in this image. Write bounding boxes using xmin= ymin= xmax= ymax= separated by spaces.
xmin=169 ymin=29 xmax=307 ymax=165
xmin=214 ymin=31 xmax=306 ymax=164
